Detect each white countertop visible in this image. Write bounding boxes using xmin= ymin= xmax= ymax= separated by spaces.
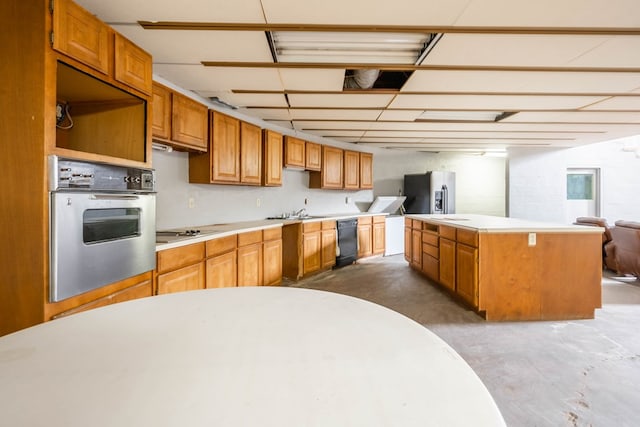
xmin=156 ymin=213 xmax=388 ymax=251
xmin=406 ymin=214 xmax=605 ymax=234
xmin=0 ymin=287 xmax=505 ymax=427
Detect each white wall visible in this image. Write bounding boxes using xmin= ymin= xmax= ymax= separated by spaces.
xmin=508 ymin=135 xmax=640 ymax=224
xmin=154 ymin=148 xmax=507 ymax=230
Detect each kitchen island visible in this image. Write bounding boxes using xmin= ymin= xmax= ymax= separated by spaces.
xmin=405 ymin=214 xmax=604 ymax=321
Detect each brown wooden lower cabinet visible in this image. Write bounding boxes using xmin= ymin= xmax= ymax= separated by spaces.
xmin=372 ymin=217 xmax=385 ymax=255
xmin=238 ymin=243 xmax=263 ymax=286
xmin=439 ymin=238 xmax=456 ymax=292
xmin=456 ymin=243 xmax=478 ymax=307
xmin=321 ymin=221 xmax=337 ymax=269
xmin=263 ymin=238 xmax=283 ymax=286
xmin=206 ymin=251 xmax=237 ymax=288
xmin=303 ymin=228 xmax=322 ymax=275
xmin=157 ymin=263 xmax=205 ymax=294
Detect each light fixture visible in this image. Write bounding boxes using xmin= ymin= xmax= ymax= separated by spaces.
xmin=152 ymin=142 xmax=173 ymax=152
xmin=270 ymin=31 xmax=435 ymax=64
xmin=415 ymin=110 xmax=517 ymax=122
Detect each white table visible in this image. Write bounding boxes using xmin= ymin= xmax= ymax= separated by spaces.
xmin=0 ymin=287 xmax=505 ymax=426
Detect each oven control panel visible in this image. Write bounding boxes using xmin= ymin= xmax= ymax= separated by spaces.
xmin=49 ymin=156 xmax=155 ymax=193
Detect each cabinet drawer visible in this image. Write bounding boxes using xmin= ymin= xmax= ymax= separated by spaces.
xmin=321 ymin=220 xmax=336 ymax=230
xmin=457 ymin=228 xmax=479 ymax=247
xmin=422 ymin=231 xmax=439 ymax=246
xmin=440 ymin=225 xmax=457 ymax=241
xmin=263 ymin=226 xmax=282 ymax=241
xmin=412 ymin=219 xmax=423 ymax=229
xmin=303 ymin=221 xmax=321 ymax=232
xmin=238 ymin=230 xmax=263 ymax=247
xmin=422 ymin=254 xmax=439 ymax=281
xmin=422 ymin=242 xmax=439 ymax=259
xmin=358 ymin=216 xmax=372 ymax=226
xmin=157 ymin=242 xmax=205 ymax=274
xmin=206 ymin=235 xmax=237 ymax=257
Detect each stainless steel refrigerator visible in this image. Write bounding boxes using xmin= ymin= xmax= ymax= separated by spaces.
xmin=403 ymin=171 xmax=455 ymax=214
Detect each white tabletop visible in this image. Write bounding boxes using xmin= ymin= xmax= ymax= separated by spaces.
xmin=0 ymin=287 xmax=505 ymax=426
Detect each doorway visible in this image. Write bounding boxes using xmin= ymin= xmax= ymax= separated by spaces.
xmin=565 ymin=168 xmax=600 ymax=223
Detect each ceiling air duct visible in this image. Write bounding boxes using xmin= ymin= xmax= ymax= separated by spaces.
xmin=343 ymin=69 xmax=380 ymax=89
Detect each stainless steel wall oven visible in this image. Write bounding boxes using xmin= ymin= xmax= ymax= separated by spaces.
xmin=49 ymin=156 xmax=156 ymax=302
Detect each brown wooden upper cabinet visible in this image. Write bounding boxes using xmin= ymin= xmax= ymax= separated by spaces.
xmin=240 ymin=122 xmax=262 ymax=186
xmin=262 ymin=129 xmax=283 ymax=186
xmin=360 ymin=152 xmax=373 ymax=189
xmin=305 ymin=141 xmax=322 ymax=171
xmin=309 ymin=146 xmax=344 ymax=189
xmin=189 ymin=111 xmax=264 ymax=186
xmin=52 ymin=0 xmax=152 ymax=95
xmin=344 ymin=150 xmax=361 ymax=190
xmin=284 ymin=136 xmax=305 ymax=168
xmin=152 ymin=82 xmax=208 ymax=152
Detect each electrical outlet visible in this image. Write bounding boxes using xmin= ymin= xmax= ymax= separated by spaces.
xmin=188 ymin=197 xmax=195 ymax=209
xmin=528 ymin=233 xmax=536 ymax=246
xmin=304 ymin=198 xmax=309 ymax=205
xmin=256 ymin=198 xmax=261 ymax=207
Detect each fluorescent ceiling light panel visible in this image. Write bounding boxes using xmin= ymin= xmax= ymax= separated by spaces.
xmin=271 ymin=31 xmax=432 ymax=64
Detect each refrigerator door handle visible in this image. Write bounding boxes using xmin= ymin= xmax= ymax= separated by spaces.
xmin=442 ymin=185 xmax=448 ymax=214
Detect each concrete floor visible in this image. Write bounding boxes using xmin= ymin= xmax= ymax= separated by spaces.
xmin=287 ymin=255 xmax=640 ymax=427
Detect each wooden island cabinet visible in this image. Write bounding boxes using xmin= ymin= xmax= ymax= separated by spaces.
xmin=405 ymin=214 xmax=603 ymax=321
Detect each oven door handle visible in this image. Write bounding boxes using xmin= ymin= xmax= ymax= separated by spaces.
xmin=90 ymin=194 xmax=141 ymax=201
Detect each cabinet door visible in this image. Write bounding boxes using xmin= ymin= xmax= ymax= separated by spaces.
xmin=157 ymin=263 xmax=205 ymax=294
xmin=303 ymin=231 xmax=321 ymax=275
xmin=422 ymin=253 xmax=439 ymax=281
xmin=312 ymin=145 xmax=343 ymax=189
xmin=172 ymin=93 xmax=208 ymax=151
xmin=321 ymin=228 xmax=337 ymax=268
xmin=305 ymin=141 xmax=321 ymax=171
xmin=457 ymin=244 xmax=479 ymax=308
xmin=344 ymin=150 xmax=360 ymax=190
xmin=372 ymin=217 xmax=385 ymax=255
xmin=52 ymin=0 xmax=109 ymax=74
xmin=358 ymin=223 xmax=373 ymax=258
xmin=114 ymin=33 xmax=152 ymax=95
xmin=359 ymin=152 xmax=373 ymax=189
xmin=411 ymin=229 xmax=421 ymax=268
xmin=262 ymin=129 xmax=283 ymax=186
xmin=284 ymin=136 xmax=305 ymax=168
xmin=240 ymin=122 xmax=262 ymax=185
xmin=206 ymin=251 xmax=237 ymax=288
xmin=263 ymin=239 xmax=283 ymax=286
xmin=151 ymin=83 xmax=171 ymax=140
xmin=404 ymin=226 xmax=412 ymax=262
xmin=439 ymin=238 xmax=456 ymax=292
xmin=211 ymin=112 xmax=241 ymax=183
xmin=238 ymin=243 xmax=263 ymax=286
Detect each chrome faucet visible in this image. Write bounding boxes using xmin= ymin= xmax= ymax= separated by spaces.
xmin=294 ymin=208 xmax=307 ymax=218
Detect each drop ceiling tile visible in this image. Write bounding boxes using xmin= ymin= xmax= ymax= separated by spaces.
xmin=358 ymin=137 xmax=425 ymax=143
xmin=377 ymin=110 xmax=422 ymax=121
xmin=402 ymin=70 xmax=640 ymax=94
xmin=266 ymin=121 xmax=294 ymax=130
xmin=363 ymin=130 xmax=581 ymax=141
xmin=261 ymin=0 xmax=469 ymax=25
xmin=293 ymin=121 xmax=373 ymax=131
xmin=153 ymin=65 xmax=284 ymax=92
xmin=112 ymin=26 xmax=273 ymax=63
xmin=502 ymin=111 xmax=640 ymax=124
xmin=289 ymin=109 xmax=382 ymax=120
xmin=422 ymin=34 xmax=610 ymax=67
xmin=76 ymin=0 xmax=266 ymax=23
xmin=287 ymin=94 xmax=394 ymax=108
xmin=307 ymin=130 xmax=366 ymax=138
xmin=278 ymin=69 xmax=346 ymax=91
xmin=388 ymin=94 xmax=607 ymax=110
xmin=457 ymin=0 xmax=640 ymax=27
xmin=569 ymin=36 xmax=640 ymax=68
xmin=236 ymin=108 xmax=292 ymax=120
xmin=582 ymin=96 xmax=640 ymax=110
xmin=197 ymin=92 xmax=288 ymax=108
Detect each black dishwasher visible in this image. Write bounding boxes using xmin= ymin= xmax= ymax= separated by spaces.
xmin=336 ymin=218 xmax=358 ymax=268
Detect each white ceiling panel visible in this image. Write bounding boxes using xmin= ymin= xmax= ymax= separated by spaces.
xmin=457 ymin=0 xmax=640 ymax=27
xmin=76 ymin=0 xmax=266 ymax=23
xmin=377 ymin=110 xmax=422 ymax=121
xmin=358 ymin=137 xmax=426 ymax=143
xmin=236 ymin=108 xmax=292 ymax=120
xmin=363 ymin=130 xmax=581 ymax=140
xmin=293 ymin=121 xmax=374 ymax=130
xmin=307 ymin=130 xmax=366 ymax=138
xmin=261 ymin=0 xmax=470 ymax=25
xmin=423 ymin=34 xmax=610 ymax=67
xmin=266 ymin=121 xmax=294 ymax=130
xmin=196 ymin=92 xmax=288 ymax=107
xmin=278 ymin=69 xmax=346 ymax=91
xmin=111 ymin=26 xmax=272 ymax=63
xmin=153 ymin=65 xmax=284 ymax=92
xmin=288 ymin=109 xmax=383 ymax=121
xmin=502 ymin=111 xmax=640 ymax=124
xmin=569 ymin=36 xmax=640 ymax=68
xmin=287 ymin=94 xmax=395 ymax=108
xmin=581 ymin=96 xmax=640 ymax=110
xmin=388 ymin=94 xmax=607 ymax=110
xmin=402 ymin=70 xmax=640 ymax=94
